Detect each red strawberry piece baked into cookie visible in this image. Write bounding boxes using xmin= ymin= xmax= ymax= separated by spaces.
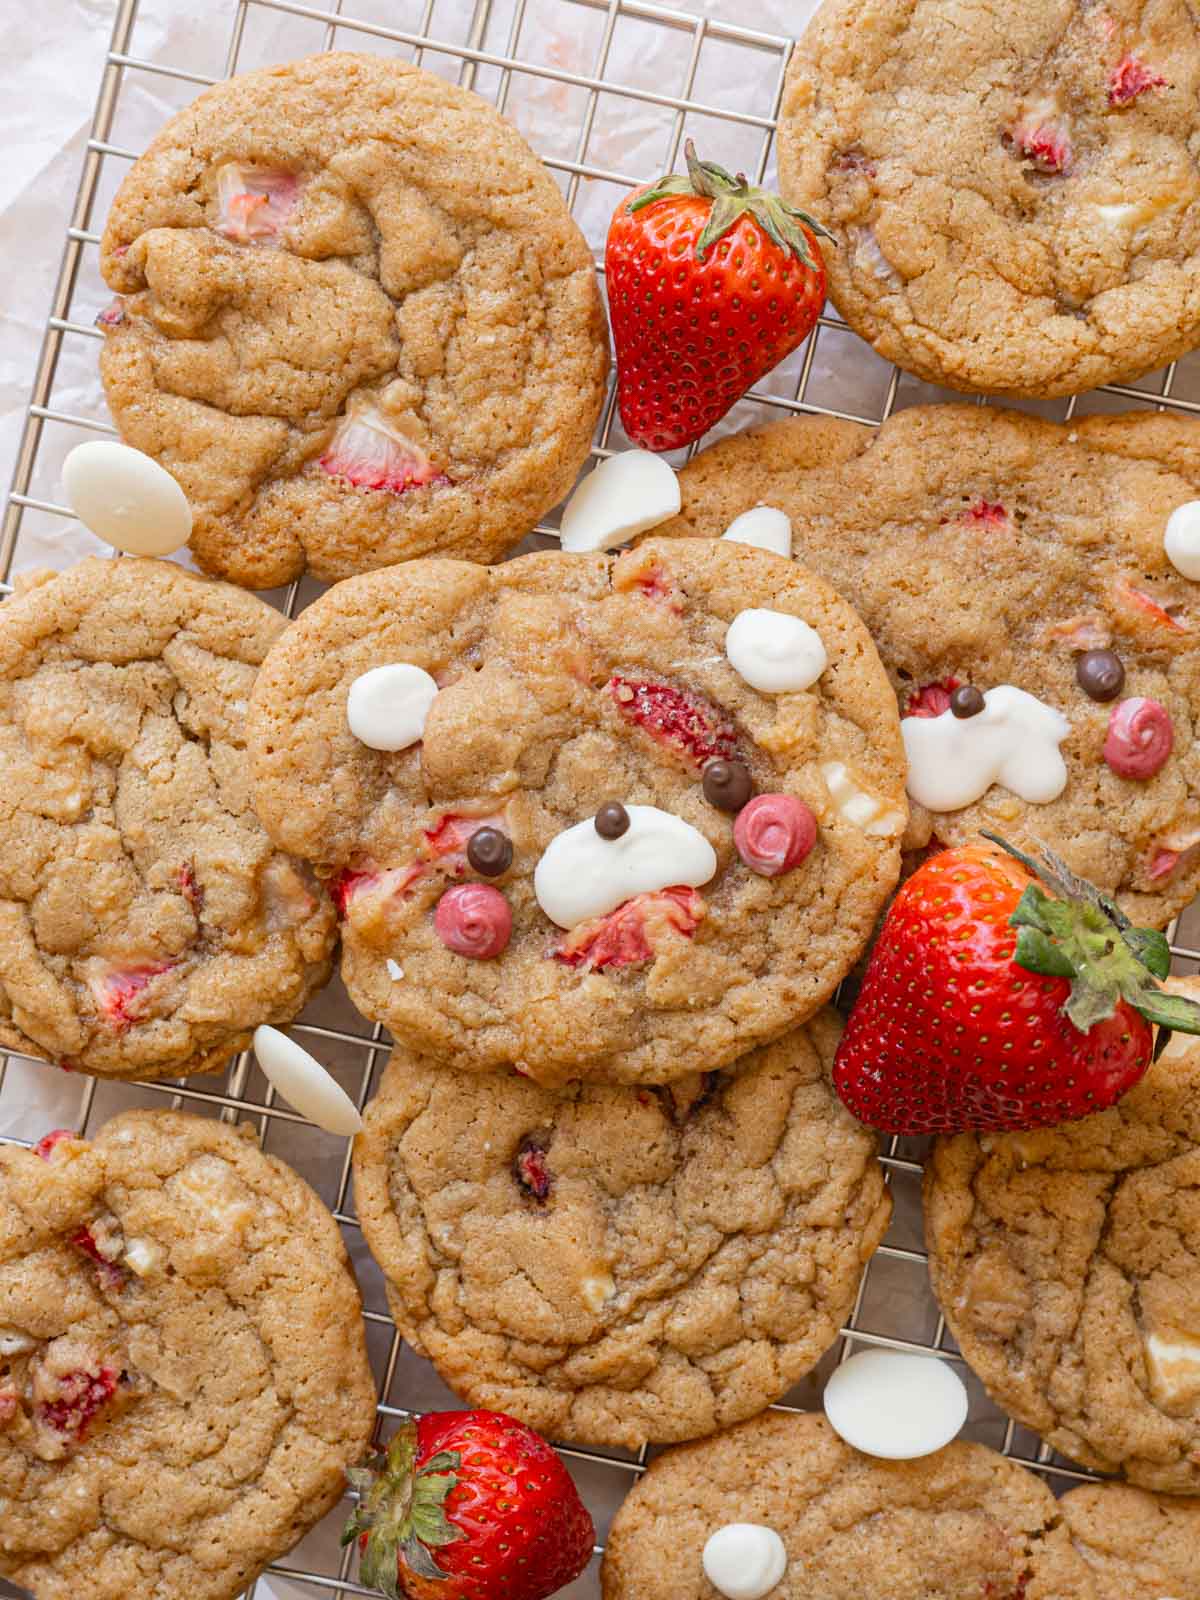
xmin=352 ymin=1009 xmax=891 ymax=1448
xmin=0 ymin=559 xmax=335 ymax=1081
xmin=925 ymin=978 xmax=1200 ymax=1494
xmin=655 ymin=403 xmax=1200 ymax=928
xmin=778 ymin=0 xmax=1200 ymax=397
xmin=247 ymin=539 xmax=907 ymax=1085
xmin=600 ymin=1411 xmax=1127 ymax=1600
xmin=0 ymin=1112 xmax=375 ymax=1600
xmin=98 ymin=53 xmax=608 ymax=588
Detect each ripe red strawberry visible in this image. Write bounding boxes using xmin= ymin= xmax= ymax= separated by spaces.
xmin=606 ymin=142 xmax=830 ymax=452
xmin=344 ymin=1410 xmax=593 ymax=1600
xmin=834 ymin=834 xmax=1200 ymax=1134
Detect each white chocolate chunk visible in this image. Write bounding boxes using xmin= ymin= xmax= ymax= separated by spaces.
xmin=62 ymin=441 xmax=192 ymax=557
xmin=559 ymin=451 xmax=681 ymax=553
xmin=901 ymin=686 xmax=1070 ymax=812
xmin=702 ymin=1524 xmax=788 ymax=1600
xmin=580 ymin=1271 xmax=615 ymax=1314
xmin=1145 ymin=1331 xmax=1200 ymax=1408
xmin=824 ymin=1349 xmax=968 ymax=1459
xmin=721 ymin=506 xmax=792 ymax=558
xmin=821 ymin=762 xmax=905 ymax=836
xmin=122 ymin=1237 xmax=166 ymax=1278
xmin=169 ymin=1156 xmax=258 ymax=1235
xmin=1164 ymin=502 xmax=1200 ymax=581
xmin=0 ymin=1327 xmax=38 ymax=1356
xmin=346 ymin=663 xmax=438 ymax=752
xmin=386 ymin=958 xmax=405 ymax=981
xmin=253 ymin=1026 xmax=365 ymax=1136
xmin=725 ymin=608 xmax=827 ymax=693
xmin=534 ymin=805 xmax=717 ymax=929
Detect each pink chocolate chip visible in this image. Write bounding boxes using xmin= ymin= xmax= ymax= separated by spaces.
xmin=1103 ymin=697 xmax=1174 ymax=780
xmin=434 ymin=884 xmax=512 ymax=959
xmin=734 ymin=794 xmax=818 ymax=878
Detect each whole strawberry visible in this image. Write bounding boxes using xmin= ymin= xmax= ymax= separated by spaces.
xmin=834 ymin=834 xmax=1200 ymax=1135
xmin=606 ymin=142 xmax=830 ymax=452
xmin=344 ymin=1409 xmax=594 ymax=1600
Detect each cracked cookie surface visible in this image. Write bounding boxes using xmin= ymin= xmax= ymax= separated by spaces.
xmin=0 ymin=558 xmax=336 ymax=1080
xmin=1056 ymin=1481 xmax=1200 ymax=1598
xmin=658 ymin=404 xmax=1200 ymax=927
xmin=99 ymin=52 xmax=609 ymax=588
xmin=0 ymin=1111 xmax=376 ymax=1600
xmin=352 ymin=1009 xmax=890 ymax=1448
xmin=600 ymin=1410 xmax=1099 ymax=1599
xmin=779 ymin=0 xmax=1200 ymax=396
xmin=247 ymin=539 xmax=907 ymax=1085
xmin=924 ymin=979 xmax=1200 ymax=1493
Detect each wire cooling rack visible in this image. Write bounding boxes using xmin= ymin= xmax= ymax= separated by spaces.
xmin=6 ymin=1 xmax=1200 ymax=1596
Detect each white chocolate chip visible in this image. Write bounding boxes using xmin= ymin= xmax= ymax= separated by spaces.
xmin=821 ymin=762 xmax=905 ymax=837
xmin=1164 ymin=502 xmax=1200 ymax=581
xmin=580 ymin=1271 xmax=615 ymax=1314
xmin=901 ymin=685 xmax=1070 ymax=812
xmin=824 ymin=1349 xmax=968 ymax=1459
xmin=62 ymin=441 xmax=193 ymax=557
xmin=725 ymin=608 xmax=827 ymax=694
xmin=253 ymin=1026 xmax=365 ymax=1137
xmin=386 ymin=959 xmax=405 ymax=981
xmin=558 ymin=451 xmax=681 ymax=553
xmin=122 ymin=1237 xmax=166 ymax=1278
xmin=721 ymin=506 xmax=792 ymax=558
xmin=346 ymin=663 xmax=438 ymax=752
xmin=0 ymin=1327 xmax=38 ymax=1356
xmin=701 ymin=1524 xmax=788 ymax=1600
xmin=1144 ymin=1330 xmax=1200 ymax=1408
xmin=534 ymin=805 xmax=717 ymax=929
xmin=169 ymin=1156 xmax=258 ymax=1235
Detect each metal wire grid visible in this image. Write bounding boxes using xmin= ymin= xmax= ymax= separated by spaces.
xmin=4 ymin=0 xmax=1200 ymax=1595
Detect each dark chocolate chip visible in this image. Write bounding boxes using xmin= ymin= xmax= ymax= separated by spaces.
xmin=702 ymin=758 xmax=753 ymax=813
xmin=595 ymin=802 xmax=631 ymax=840
xmin=949 ymin=685 xmax=986 ymax=719
xmin=466 ymin=826 xmax=513 ymax=877
xmin=1076 ymin=648 xmax=1126 ymax=703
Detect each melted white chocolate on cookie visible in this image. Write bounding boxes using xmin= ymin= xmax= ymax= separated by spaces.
xmin=901 ymin=686 xmax=1070 ymax=812
xmin=725 ymin=609 xmax=827 ymax=694
xmin=534 ymin=805 xmax=717 ymax=929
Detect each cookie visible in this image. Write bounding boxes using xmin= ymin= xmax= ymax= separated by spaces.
xmin=0 ymin=1111 xmax=376 ymax=1600
xmin=778 ymin=0 xmax=1200 ymax=397
xmin=1056 ymin=1481 xmax=1200 ymax=1599
xmin=247 ymin=538 xmax=907 ymax=1085
xmin=600 ymin=1410 xmax=1098 ymax=1600
xmin=658 ymin=403 xmax=1200 ymax=927
xmin=0 ymin=558 xmax=336 ymax=1080
xmin=352 ymin=1009 xmax=890 ymax=1448
xmin=924 ymin=980 xmax=1200 ymax=1494
xmin=98 ymin=52 xmax=609 ymax=589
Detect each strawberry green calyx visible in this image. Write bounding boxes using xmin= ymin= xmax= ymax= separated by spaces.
xmin=982 ymin=831 xmax=1200 ymax=1051
xmin=629 ymin=139 xmax=833 ymax=267
xmin=344 ymin=1423 xmax=464 ymax=1598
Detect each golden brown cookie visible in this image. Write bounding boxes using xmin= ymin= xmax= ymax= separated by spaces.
xmin=0 ymin=1112 xmax=376 ymax=1600
xmin=247 ymin=539 xmax=907 ymax=1086
xmin=659 ymin=403 xmax=1200 ymax=927
xmin=1056 ymin=1481 xmax=1200 ymax=1599
xmin=924 ymin=981 xmax=1200 ymax=1494
xmin=98 ymin=53 xmax=609 ymax=588
xmin=352 ymin=1009 xmax=890 ymax=1448
xmin=0 ymin=558 xmax=335 ymax=1081
xmin=600 ymin=1410 xmax=1098 ymax=1600
xmin=778 ymin=0 xmax=1200 ymax=397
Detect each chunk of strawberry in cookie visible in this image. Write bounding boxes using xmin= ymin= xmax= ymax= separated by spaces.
xmin=1114 ymin=576 xmax=1188 ymax=633
xmin=214 ymin=162 xmax=300 ymax=244
xmin=318 ymin=406 xmax=444 ymax=495
xmin=328 ymin=862 xmax=426 ymax=916
xmin=554 ymin=887 xmax=705 ymax=971
xmin=1147 ymin=828 xmax=1200 ymax=881
xmin=904 ymin=678 xmax=960 ymax=718
xmin=514 ymin=1135 xmax=553 ymax=1202
xmin=87 ymin=961 xmax=176 ymax=1032
xmin=963 ymin=499 xmax=1008 ymax=528
xmin=608 ymin=677 xmax=738 ymax=771
xmin=29 ymin=1336 xmax=123 ymax=1460
xmin=422 ymin=812 xmax=506 ymax=874
xmin=1046 ymin=613 xmax=1112 ymax=651
xmin=1006 ymin=107 xmax=1074 ymax=175
xmin=33 ymin=1128 xmax=79 ymax=1161
xmin=1108 ymin=55 xmax=1168 ymax=106
xmin=0 ymin=1385 xmax=18 ymax=1426
xmin=73 ymin=1215 xmax=128 ymax=1292
xmin=94 ymin=296 xmax=125 ymax=330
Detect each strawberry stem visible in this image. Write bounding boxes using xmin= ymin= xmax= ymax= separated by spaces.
xmin=629 ymin=139 xmax=834 ymax=267
xmin=981 ymin=830 xmax=1200 ymax=1051
xmin=344 ymin=1424 xmax=465 ymax=1598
